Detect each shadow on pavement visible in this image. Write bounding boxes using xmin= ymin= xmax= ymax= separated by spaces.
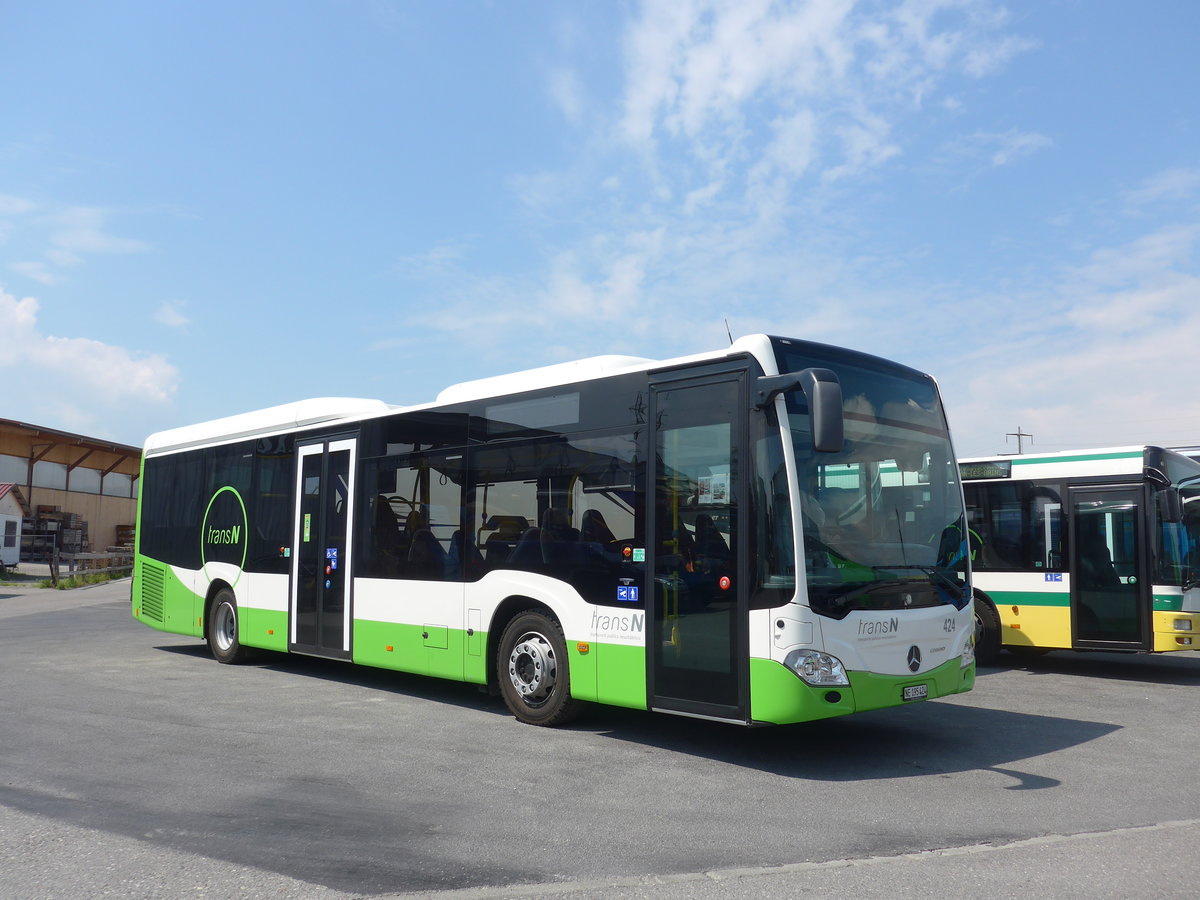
xmin=156 ymin=642 xmax=1118 ymax=789
xmin=983 ymin=649 xmax=1200 ymax=686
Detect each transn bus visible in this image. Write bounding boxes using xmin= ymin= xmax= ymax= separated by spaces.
xmin=132 ymin=335 xmax=975 ymax=726
xmin=960 ymin=446 xmax=1200 ymax=663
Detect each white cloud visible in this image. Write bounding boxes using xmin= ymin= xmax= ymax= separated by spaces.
xmin=548 ymin=67 xmax=585 ymax=126
xmin=155 ymin=300 xmax=190 ymax=328
xmin=0 ymin=288 xmax=178 ymax=431
xmin=618 ymin=0 xmax=1033 ymax=190
xmin=748 ymin=109 xmax=819 ymax=190
xmin=823 ymin=108 xmax=902 ymax=181
xmin=987 ymin=129 xmax=1053 ymax=167
xmin=394 ymin=2 xmax=1046 ymax=389
xmin=940 ymin=223 xmax=1200 ymax=455
xmin=8 ymin=261 xmax=60 ymax=285
xmin=0 ymin=290 xmax=38 ymax=339
xmin=962 ymin=33 xmax=1040 ymax=78
xmin=491 ymin=1 xmax=1037 ymax=351
xmin=47 ymin=207 xmax=149 ymax=257
xmin=0 ymin=194 xmax=37 ymax=215
xmin=1 ymin=200 xmax=150 ymax=286
xmin=1124 ymin=168 xmax=1200 ymax=207
xmin=942 ymin=128 xmax=1053 ymax=169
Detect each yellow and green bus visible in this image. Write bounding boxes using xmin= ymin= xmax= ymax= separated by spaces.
xmin=132 ymin=334 xmax=975 ymax=726
xmin=961 ymin=446 xmax=1200 ymax=663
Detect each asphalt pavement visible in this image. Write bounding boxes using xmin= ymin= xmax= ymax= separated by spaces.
xmin=2 ymin=579 xmax=1199 ymax=899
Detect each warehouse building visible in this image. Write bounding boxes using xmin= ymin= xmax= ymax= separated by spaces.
xmin=0 ymin=418 xmax=140 ymax=567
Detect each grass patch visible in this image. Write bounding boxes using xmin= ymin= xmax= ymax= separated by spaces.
xmin=40 ymin=570 xmax=131 ymax=590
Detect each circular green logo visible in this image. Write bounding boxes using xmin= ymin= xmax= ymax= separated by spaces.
xmin=201 ymin=486 xmax=248 ymax=586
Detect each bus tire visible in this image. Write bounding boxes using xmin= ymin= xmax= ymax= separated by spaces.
xmin=973 ymin=594 xmax=1001 ymax=665
xmin=497 ymin=611 xmax=580 ymax=726
xmin=207 ymin=587 xmax=250 ymax=664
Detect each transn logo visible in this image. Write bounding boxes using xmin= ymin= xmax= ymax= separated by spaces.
xmin=206 ymin=525 xmax=241 ymax=545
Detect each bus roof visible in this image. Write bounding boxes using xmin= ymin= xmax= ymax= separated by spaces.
xmin=144 ymin=397 xmax=397 ymax=455
xmin=436 ymin=334 xmax=790 ymax=404
xmin=958 ymin=445 xmax=1200 ymax=482
xmin=142 ymin=335 xmax=791 ymax=456
xmin=435 ymin=354 xmax=657 ymax=405
xmin=959 ymin=445 xmax=1152 ymax=466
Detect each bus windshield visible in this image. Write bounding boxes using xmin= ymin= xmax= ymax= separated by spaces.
xmin=1156 ymin=478 xmax=1200 ymax=591
xmin=773 ymin=340 xmax=969 ymax=619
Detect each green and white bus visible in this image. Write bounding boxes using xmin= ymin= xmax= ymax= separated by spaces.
xmin=961 ymin=446 xmax=1200 ymax=663
xmin=133 ymin=334 xmax=975 ymax=726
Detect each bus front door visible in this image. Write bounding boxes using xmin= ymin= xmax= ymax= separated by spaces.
xmin=648 ymin=372 xmax=747 ymax=722
xmin=290 ymin=437 xmax=358 ymax=659
xmin=1069 ymin=485 xmax=1149 ymax=650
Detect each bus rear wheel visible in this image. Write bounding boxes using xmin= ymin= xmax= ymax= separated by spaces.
xmin=207 ymin=588 xmax=250 ymax=664
xmin=497 ymin=611 xmax=579 ymax=726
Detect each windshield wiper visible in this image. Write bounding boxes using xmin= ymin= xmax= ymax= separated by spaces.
xmin=879 ymin=564 xmax=965 ymax=597
xmin=825 ymin=578 xmax=913 ymax=611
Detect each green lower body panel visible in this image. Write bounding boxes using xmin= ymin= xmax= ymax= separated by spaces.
xmin=239 ymin=606 xmax=289 ymax=653
xmin=750 ymin=657 xmax=975 ymax=725
xmin=353 ymin=619 xmax=646 ymax=704
xmin=592 ymin=641 xmax=647 ymax=710
xmin=132 ymin=557 xmax=203 ymax=638
xmin=353 ymin=619 xmax=474 ymax=682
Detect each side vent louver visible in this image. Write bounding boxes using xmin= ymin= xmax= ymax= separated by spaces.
xmin=141 ymin=563 xmax=165 ymax=622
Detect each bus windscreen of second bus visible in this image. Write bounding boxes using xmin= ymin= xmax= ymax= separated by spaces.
xmin=1158 ymin=459 xmax=1200 ymax=593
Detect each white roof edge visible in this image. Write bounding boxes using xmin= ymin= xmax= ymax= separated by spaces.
xmin=435 ymin=335 xmax=777 ymax=406
xmin=143 ymin=336 xmax=783 ymax=454
xmin=435 ymin=354 xmax=659 ymax=405
xmin=144 ymin=398 xmax=396 ymax=455
xmin=958 ymin=445 xmax=1149 ymax=463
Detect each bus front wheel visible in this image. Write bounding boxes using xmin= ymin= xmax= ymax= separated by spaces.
xmin=497 ymin=611 xmax=580 ymax=726
xmin=207 ymin=588 xmax=249 ymax=664
xmin=973 ymin=594 xmax=1001 ymax=665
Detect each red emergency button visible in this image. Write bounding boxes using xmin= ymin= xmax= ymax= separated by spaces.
xmin=718 ymin=576 xmax=732 ymax=591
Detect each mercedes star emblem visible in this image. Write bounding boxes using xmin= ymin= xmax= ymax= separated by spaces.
xmin=907 ymin=645 xmax=921 ymax=673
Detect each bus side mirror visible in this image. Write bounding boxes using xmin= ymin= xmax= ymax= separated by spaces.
xmin=755 ymin=368 xmax=844 ymax=453
xmin=1159 ymin=488 xmax=1183 ymax=524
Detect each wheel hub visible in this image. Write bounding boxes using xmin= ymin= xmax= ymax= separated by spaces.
xmin=215 ymin=602 xmax=236 ymax=652
xmin=507 ymin=632 xmax=557 ymax=705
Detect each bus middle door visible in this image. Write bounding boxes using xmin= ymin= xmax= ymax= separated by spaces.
xmin=1068 ymin=483 xmax=1150 ymax=651
xmin=290 ymin=437 xmax=358 ymax=659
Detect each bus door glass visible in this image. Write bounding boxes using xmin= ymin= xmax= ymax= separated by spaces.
xmin=291 ymin=437 xmax=357 ymax=658
xmin=1069 ymin=485 xmax=1148 ymax=649
xmin=649 ymin=373 xmax=746 ymax=719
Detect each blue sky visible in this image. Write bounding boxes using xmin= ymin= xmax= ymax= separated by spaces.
xmin=2 ymin=0 xmax=1198 ymax=457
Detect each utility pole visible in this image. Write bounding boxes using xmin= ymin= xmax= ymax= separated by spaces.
xmin=1006 ymin=426 xmax=1033 ymax=454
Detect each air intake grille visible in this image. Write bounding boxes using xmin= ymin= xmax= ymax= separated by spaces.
xmin=140 ymin=563 xmax=165 ymax=622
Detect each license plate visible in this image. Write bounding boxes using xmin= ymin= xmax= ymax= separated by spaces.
xmin=902 ymin=684 xmax=928 ymax=702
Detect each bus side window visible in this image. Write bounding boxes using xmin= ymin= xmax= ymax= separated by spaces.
xmin=359 ymin=455 xmax=463 ymax=581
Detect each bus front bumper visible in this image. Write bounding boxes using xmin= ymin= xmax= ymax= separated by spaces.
xmin=749 ymin=656 xmax=975 ymax=725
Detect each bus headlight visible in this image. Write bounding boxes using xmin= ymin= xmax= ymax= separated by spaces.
xmin=784 ymin=649 xmax=849 ymax=686
xmin=961 ymin=633 xmax=975 ymax=668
